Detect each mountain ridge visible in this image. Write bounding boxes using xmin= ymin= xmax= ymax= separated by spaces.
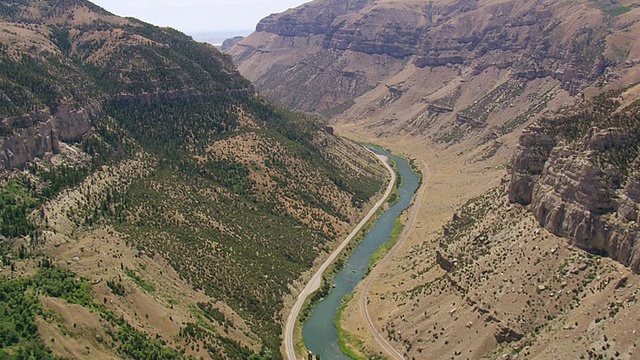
xmin=228 ymin=0 xmax=640 ymax=139
xmin=0 ymin=1 xmax=387 ymax=359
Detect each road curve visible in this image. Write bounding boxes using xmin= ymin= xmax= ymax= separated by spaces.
xmin=359 ymin=160 xmax=430 ymax=360
xmin=284 ymin=151 xmax=397 ymax=360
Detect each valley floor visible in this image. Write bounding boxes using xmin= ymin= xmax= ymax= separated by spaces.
xmin=335 ymin=126 xmax=640 ymax=360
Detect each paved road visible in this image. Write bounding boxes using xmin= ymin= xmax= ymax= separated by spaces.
xmin=284 ymin=152 xmax=396 ymax=360
xmin=359 ymin=160 xmax=430 ymax=360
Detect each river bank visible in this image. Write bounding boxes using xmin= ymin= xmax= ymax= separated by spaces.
xmin=283 ymin=147 xmax=398 ymax=360
xmin=302 ymin=148 xmax=420 ymax=360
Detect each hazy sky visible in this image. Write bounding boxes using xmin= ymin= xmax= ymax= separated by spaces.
xmin=90 ymin=0 xmax=311 ymax=34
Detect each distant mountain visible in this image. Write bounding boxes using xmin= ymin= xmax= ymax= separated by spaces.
xmin=227 ymin=0 xmax=640 ymax=135
xmin=191 ymin=30 xmax=252 ymax=45
xmin=221 ymin=36 xmax=245 ymax=51
xmin=0 ymin=1 xmax=386 ymax=359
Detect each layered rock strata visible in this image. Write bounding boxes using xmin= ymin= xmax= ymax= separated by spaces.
xmin=510 ymin=121 xmax=640 ymax=272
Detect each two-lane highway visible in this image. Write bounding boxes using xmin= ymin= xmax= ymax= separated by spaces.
xmin=283 ymin=152 xmax=396 ymax=360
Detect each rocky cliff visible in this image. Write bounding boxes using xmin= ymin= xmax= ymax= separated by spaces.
xmin=1 ymin=102 xmax=99 ymax=169
xmin=258 ymin=0 xmax=609 ymax=73
xmin=228 ymin=0 xmax=640 ymax=140
xmin=0 ymin=1 xmax=387 ymax=359
xmin=0 ymin=0 xmax=251 ymax=171
xmin=509 ymin=92 xmax=640 ymax=272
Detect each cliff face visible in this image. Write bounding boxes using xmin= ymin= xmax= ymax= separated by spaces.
xmin=0 ymin=0 xmax=251 ymax=171
xmin=256 ymin=0 xmax=370 ymax=38
xmin=252 ymin=0 xmax=615 ymax=81
xmin=1 ymin=102 xmax=99 ymax=169
xmin=229 ymin=0 xmax=640 ymax=120
xmin=0 ymin=1 xmax=387 ymax=359
xmin=509 ymin=124 xmax=557 ymax=205
xmin=509 ymin=94 xmax=640 ymax=272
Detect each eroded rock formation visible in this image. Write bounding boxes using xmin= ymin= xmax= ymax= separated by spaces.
xmin=227 ymin=0 xmax=635 ymax=116
xmin=509 ymin=102 xmax=640 ymax=273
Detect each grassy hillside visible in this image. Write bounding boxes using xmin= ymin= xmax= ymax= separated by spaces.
xmin=0 ymin=1 xmax=386 ymax=358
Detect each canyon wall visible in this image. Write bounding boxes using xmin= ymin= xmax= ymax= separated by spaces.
xmin=510 ymin=101 xmax=640 ymax=272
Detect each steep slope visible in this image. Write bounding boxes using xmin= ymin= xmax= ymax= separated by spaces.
xmin=0 ymin=1 xmax=386 ymax=359
xmin=228 ymin=0 xmax=640 ymax=147
xmin=509 ymin=91 xmax=640 ymax=272
xmin=337 ymin=93 xmax=639 ymax=360
xmin=226 ymin=0 xmax=640 ymax=358
xmin=339 ymin=94 xmax=640 ymax=356
xmin=343 ymin=181 xmax=640 ymax=359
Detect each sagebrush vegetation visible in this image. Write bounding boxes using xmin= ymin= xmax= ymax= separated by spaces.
xmin=0 ymin=1 xmax=385 ymax=358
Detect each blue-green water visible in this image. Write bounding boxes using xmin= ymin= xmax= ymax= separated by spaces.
xmin=302 ymin=147 xmax=420 ymax=360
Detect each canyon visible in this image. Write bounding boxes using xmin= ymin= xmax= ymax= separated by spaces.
xmin=227 ymin=0 xmax=640 ymax=358
xmin=1 ymin=0 xmax=639 ymax=359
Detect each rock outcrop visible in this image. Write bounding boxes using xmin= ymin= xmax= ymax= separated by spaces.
xmin=494 ymin=324 xmax=524 ymax=344
xmin=1 ymin=117 xmax=58 ymax=170
xmin=509 ymin=125 xmax=557 ymax=205
xmin=529 ymin=147 xmax=639 ymax=271
xmin=436 ymin=251 xmax=455 ymax=272
xmin=227 ymin=0 xmax=640 ymax=119
xmin=0 ymin=102 xmax=99 ymax=170
xmin=509 ymin=99 xmax=640 ymax=273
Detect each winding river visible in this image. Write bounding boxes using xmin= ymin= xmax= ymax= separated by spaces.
xmin=302 ymin=147 xmax=420 ymax=360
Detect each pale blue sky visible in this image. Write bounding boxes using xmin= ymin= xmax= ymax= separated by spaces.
xmin=90 ymin=0 xmax=311 ymax=34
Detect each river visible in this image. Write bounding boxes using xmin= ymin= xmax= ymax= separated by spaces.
xmin=302 ymin=147 xmax=420 ymax=359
